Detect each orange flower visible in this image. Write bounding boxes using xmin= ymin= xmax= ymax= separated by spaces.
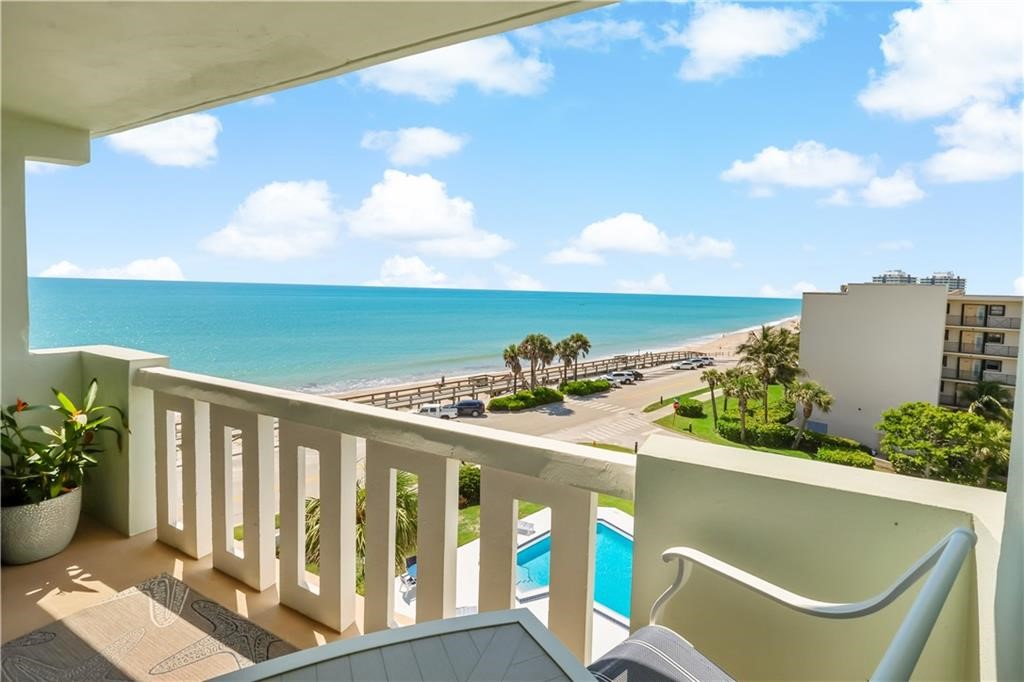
xmin=14 ymin=398 xmax=28 ymax=413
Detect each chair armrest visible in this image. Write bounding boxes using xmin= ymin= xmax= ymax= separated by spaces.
xmin=650 ymin=527 xmax=976 ymax=625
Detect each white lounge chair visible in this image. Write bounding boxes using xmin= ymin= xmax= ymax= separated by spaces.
xmin=517 ymin=520 xmax=536 ymax=536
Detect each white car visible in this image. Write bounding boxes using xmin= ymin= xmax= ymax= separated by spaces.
xmin=672 ymin=360 xmax=699 ymax=370
xmin=417 ymin=403 xmax=458 ymax=419
xmin=600 ymin=373 xmax=625 ymax=386
xmin=607 ymin=371 xmax=636 ymax=385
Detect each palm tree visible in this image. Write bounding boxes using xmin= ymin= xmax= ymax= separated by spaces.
xmin=503 ymin=343 xmax=524 ymax=393
xmin=700 ymin=368 xmax=723 ymax=427
xmin=304 ymin=470 xmax=418 ymax=574
xmin=566 ymin=332 xmax=591 ymax=380
xmin=962 ymin=381 xmax=1013 ymax=424
xmin=732 ymin=373 xmax=762 ymax=443
xmin=790 ymin=380 xmax=834 ymax=449
xmin=555 ymin=338 xmax=575 ymax=384
xmin=518 ymin=333 xmax=555 ymax=390
xmin=720 ymin=367 xmax=743 ymax=412
xmin=737 ymin=325 xmax=801 ymax=423
xmin=976 ymin=421 xmax=1011 ymax=487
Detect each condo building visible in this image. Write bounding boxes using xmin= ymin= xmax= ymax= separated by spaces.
xmin=922 ymin=271 xmax=968 ymax=292
xmin=799 ymin=284 xmax=1019 ymax=447
xmin=871 ymin=269 xmax=917 ymax=285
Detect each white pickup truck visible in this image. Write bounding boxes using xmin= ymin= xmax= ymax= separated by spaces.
xmin=417 ymin=403 xmax=458 ymax=419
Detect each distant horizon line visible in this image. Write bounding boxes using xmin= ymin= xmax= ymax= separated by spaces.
xmin=28 ymin=276 xmax=809 ymax=300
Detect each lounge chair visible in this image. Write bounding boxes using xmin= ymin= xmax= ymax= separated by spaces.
xmin=399 ymin=557 xmax=417 ymax=593
xmin=587 ymin=527 xmax=976 ymax=682
xmin=517 ymin=520 xmax=536 ymax=536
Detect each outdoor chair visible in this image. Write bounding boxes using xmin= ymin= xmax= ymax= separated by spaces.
xmin=517 ymin=520 xmax=536 ymax=536
xmin=587 ymin=527 xmax=976 ymax=682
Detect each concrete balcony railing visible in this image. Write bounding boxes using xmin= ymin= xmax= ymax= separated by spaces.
xmin=5 ymin=347 xmax=1007 ymax=680
xmin=983 ymin=370 xmax=1017 ymax=387
xmin=132 ymin=365 xmax=632 ymax=664
xmin=943 ymin=341 xmax=1019 ymax=357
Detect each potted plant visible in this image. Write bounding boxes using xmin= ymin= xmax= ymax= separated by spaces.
xmin=1 ymin=379 xmax=124 ymax=564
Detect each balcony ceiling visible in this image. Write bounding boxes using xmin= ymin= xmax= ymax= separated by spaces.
xmin=1 ymin=1 xmax=599 ymax=137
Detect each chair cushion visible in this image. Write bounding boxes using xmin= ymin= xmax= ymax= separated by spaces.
xmin=587 ymin=625 xmax=734 ymax=682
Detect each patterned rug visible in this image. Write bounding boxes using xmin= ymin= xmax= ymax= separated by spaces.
xmin=1 ymin=574 xmax=296 ymax=680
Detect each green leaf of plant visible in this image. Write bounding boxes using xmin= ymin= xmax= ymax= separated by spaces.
xmin=84 ymin=379 xmax=99 ymax=411
xmin=52 ymin=389 xmax=77 ymax=414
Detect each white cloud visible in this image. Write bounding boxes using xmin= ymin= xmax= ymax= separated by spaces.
xmin=665 ymin=3 xmax=824 ymax=81
xmin=357 ymin=36 xmax=553 ymax=103
xmin=860 ymin=169 xmax=926 ymax=208
xmin=361 ymin=127 xmax=468 ymax=166
xmin=722 ymin=141 xmax=875 ymax=189
xmin=107 ymin=113 xmax=221 ymax=167
xmin=819 ymin=188 xmax=852 ymax=207
xmin=40 ymin=257 xmax=185 ymax=281
xmin=249 ymin=94 xmax=275 ymax=107
xmin=616 ymin=273 xmax=672 ymax=295
xmin=367 ymin=255 xmax=447 ymax=287
xmin=858 ymin=2 xmax=1022 ymax=120
xmin=1015 ymin=276 xmax=1024 ymax=295
xmin=546 ymin=212 xmax=732 ymax=264
xmin=200 ymin=180 xmax=339 ymax=260
xmin=877 ymin=239 xmax=914 ymax=252
xmin=345 ymin=170 xmax=511 ymax=259
xmin=923 ymin=102 xmax=1023 ymax=183
xmin=760 ymin=281 xmax=816 ymax=298
xmin=674 ymin=234 xmax=735 ymax=260
xmin=517 ymin=18 xmax=646 ymax=51
xmin=545 ymin=247 xmax=605 ymax=266
xmin=495 ymin=264 xmax=544 ymax=291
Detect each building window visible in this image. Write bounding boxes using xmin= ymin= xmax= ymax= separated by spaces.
xmin=946 ymin=303 xmax=950 ymax=314
xmin=985 ymin=360 xmax=1002 ymax=371
xmin=985 ymin=332 xmax=1004 ymax=344
xmin=944 ymin=329 xmax=949 ymax=340
xmin=989 ymin=305 xmax=1005 ymax=316
xmin=942 ymin=356 xmax=948 ymax=367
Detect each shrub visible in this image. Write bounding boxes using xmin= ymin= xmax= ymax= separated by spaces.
xmin=675 ymin=397 xmax=705 ymax=418
xmin=814 ymin=446 xmax=875 ymax=469
xmin=717 ymin=420 xmax=795 ymax=447
xmin=801 ymin=431 xmax=872 ymax=454
xmin=559 ymin=379 xmax=612 ymax=396
xmin=487 ymin=387 xmax=564 ymax=411
xmin=458 ymin=463 xmax=481 ymax=507
xmin=721 ymin=397 xmax=795 ymax=424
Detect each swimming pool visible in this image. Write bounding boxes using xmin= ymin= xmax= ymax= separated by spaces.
xmin=515 ymin=521 xmax=633 ymax=619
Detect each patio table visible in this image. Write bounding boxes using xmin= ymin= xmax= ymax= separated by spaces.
xmin=213 ymin=609 xmax=594 ymax=681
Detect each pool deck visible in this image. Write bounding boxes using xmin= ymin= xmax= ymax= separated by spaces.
xmin=393 ymin=506 xmax=634 ymax=659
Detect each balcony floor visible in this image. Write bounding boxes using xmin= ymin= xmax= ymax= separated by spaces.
xmin=1 ymin=515 xmax=366 ymax=648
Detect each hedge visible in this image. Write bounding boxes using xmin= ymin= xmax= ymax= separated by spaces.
xmin=717 ymin=420 xmax=794 ymax=448
xmin=814 ymin=446 xmax=875 ymax=469
xmin=559 ymin=379 xmax=612 ymax=396
xmin=801 ymin=431 xmax=873 ymax=454
xmin=721 ymin=398 xmax=795 ymax=425
xmin=488 ymin=387 xmax=564 ymax=411
xmin=675 ymin=397 xmax=705 ymax=418
xmin=458 ymin=463 xmax=481 ymax=507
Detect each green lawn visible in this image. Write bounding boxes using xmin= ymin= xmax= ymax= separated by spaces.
xmin=655 ymin=385 xmax=812 ymax=460
xmin=642 ymin=387 xmax=709 ymax=413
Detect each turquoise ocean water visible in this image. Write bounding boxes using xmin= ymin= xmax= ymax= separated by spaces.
xmin=28 ymin=279 xmax=800 ymax=393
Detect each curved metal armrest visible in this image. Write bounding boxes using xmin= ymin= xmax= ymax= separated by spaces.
xmin=650 ymin=527 xmax=976 ymax=626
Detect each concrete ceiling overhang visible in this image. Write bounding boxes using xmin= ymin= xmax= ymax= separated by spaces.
xmin=1 ymin=1 xmax=603 ymax=137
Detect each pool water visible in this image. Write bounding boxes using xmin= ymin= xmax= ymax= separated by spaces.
xmin=515 ymin=521 xmax=633 ymax=618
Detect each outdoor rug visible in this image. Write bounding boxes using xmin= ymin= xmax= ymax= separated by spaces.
xmin=1 ymin=573 xmax=296 ymax=681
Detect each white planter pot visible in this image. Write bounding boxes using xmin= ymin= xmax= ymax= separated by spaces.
xmin=1 ymin=486 xmax=82 ymax=565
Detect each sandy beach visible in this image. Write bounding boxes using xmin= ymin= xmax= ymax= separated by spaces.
xmin=333 ymin=316 xmax=800 ymax=402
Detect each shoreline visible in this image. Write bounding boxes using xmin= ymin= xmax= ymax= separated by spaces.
xmin=330 ymin=315 xmax=800 ymax=401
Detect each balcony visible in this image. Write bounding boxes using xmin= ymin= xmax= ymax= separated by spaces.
xmin=983 ymin=370 xmax=1017 ymax=387
xmin=1 ymin=348 xmax=1012 ymax=681
xmin=946 ymin=314 xmax=1022 ymax=330
xmin=943 ymin=341 xmax=1019 ymax=357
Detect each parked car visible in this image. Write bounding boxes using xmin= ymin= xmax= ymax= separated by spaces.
xmin=621 ymin=369 xmax=644 ymax=381
xmin=701 ymin=356 xmax=716 ymax=366
xmin=608 ymin=371 xmax=636 ymax=385
xmin=671 ymin=360 xmax=699 ymax=370
xmin=450 ymin=399 xmax=485 ymax=417
xmin=417 ymin=403 xmax=458 ymax=419
xmin=600 ymin=373 xmax=625 ymax=386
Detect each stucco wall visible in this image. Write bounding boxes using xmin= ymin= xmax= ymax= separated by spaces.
xmin=799 ymin=284 xmax=948 ymax=448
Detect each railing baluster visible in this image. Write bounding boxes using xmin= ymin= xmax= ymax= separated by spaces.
xmin=210 ymin=405 xmax=275 ymax=591
xmin=154 ymin=393 xmax=211 ymax=559
xmin=363 ymin=440 xmax=458 ymax=631
xmin=478 ymin=468 xmax=597 ymax=663
xmin=278 ymin=421 xmax=357 ymax=632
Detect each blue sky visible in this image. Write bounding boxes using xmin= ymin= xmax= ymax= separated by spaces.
xmin=25 ymin=1 xmax=1023 ymax=297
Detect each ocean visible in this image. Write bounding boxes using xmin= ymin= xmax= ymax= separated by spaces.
xmin=28 ymin=279 xmax=801 ymax=393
